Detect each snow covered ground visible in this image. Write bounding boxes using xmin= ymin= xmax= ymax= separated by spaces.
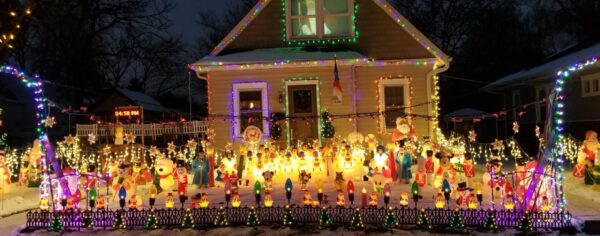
xmin=0 ymin=165 xmax=596 ymax=235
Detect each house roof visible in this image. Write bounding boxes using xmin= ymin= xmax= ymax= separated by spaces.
xmin=443 ymin=108 xmax=490 ymax=120
xmin=201 ymin=0 xmax=450 ymax=66
xmin=483 ymin=41 xmax=600 ymax=92
xmin=116 ymin=88 xmax=177 ymax=113
xmin=193 ymin=47 xmax=366 ymax=66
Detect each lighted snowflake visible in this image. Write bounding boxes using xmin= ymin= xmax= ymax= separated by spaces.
xmin=186 ymin=139 xmax=198 ymax=150
xmin=43 ymin=116 xmax=56 ymax=128
xmin=87 ymin=133 xmax=96 ymax=144
xmin=63 ymin=134 xmax=75 ymax=146
xmin=167 ymin=142 xmax=177 ymax=154
xmin=468 ymin=130 xmax=477 ymax=142
xmin=492 ymin=139 xmax=504 ymax=151
xmin=124 ymin=132 xmax=136 ymax=144
xmin=512 ymin=121 xmax=520 ymax=134
xmin=149 ymin=145 xmax=160 ymax=156
xmin=535 ymin=125 xmax=541 ymax=138
xmin=102 ymin=145 xmax=111 ymax=156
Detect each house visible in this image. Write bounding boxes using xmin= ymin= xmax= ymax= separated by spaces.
xmin=90 ymin=88 xmax=180 ymax=123
xmin=482 ymin=41 xmax=600 ymax=141
xmin=190 ymin=0 xmax=451 ymax=147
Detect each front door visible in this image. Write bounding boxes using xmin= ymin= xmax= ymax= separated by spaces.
xmin=288 ymin=84 xmax=318 ymax=145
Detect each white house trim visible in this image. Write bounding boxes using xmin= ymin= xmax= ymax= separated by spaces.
xmin=378 ymin=77 xmax=410 ymax=133
xmin=233 ymin=82 xmax=269 ymax=137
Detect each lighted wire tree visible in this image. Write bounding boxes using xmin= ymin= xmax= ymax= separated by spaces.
xmin=447 ymin=209 xmax=464 ymax=232
xmin=383 ymin=207 xmax=398 ymax=228
xmin=416 ymin=208 xmax=431 ymax=231
xmin=214 ymin=206 xmax=229 ymax=226
xmin=283 ymin=205 xmax=296 ymax=226
xmin=113 ymin=210 xmax=127 ymax=229
xmin=518 ymin=211 xmax=533 ymax=233
xmin=82 ymin=210 xmax=94 ymax=229
xmin=49 ymin=213 xmax=63 ymax=232
xmin=246 ymin=206 xmax=260 ymax=226
xmin=145 ymin=209 xmax=159 ymax=229
xmin=482 ymin=210 xmax=499 ymax=232
xmin=349 ymin=208 xmax=364 ymax=230
xmin=321 ymin=111 xmax=335 ymax=138
xmin=319 ymin=207 xmax=333 ymax=228
xmin=181 ymin=208 xmax=195 ymax=228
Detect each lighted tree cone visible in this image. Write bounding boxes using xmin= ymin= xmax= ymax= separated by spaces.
xmin=447 ymin=209 xmax=464 ymax=232
xmin=113 ymin=210 xmax=127 ymax=229
xmin=349 ymin=208 xmax=364 ymax=230
xmin=282 ymin=205 xmax=296 ymax=226
xmin=145 ymin=209 xmax=159 ymax=230
xmin=214 ymin=207 xmax=229 ymax=226
xmin=321 ymin=111 xmax=335 ymax=139
xmin=416 ymin=209 xmax=432 ymax=231
xmin=319 ymin=207 xmax=333 ymax=228
xmin=181 ymin=208 xmax=196 ymax=228
xmin=518 ymin=212 xmax=533 ymax=233
xmin=246 ymin=207 xmax=260 ymax=226
xmin=49 ymin=214 xmax=63 ymax=232
xmin=382 ymin=207 xmax=398 ymax=229
xmin=82 ymin=211 xmax=94 ymax=229
xmin=481 ymin=210 xmax=499 ymax=232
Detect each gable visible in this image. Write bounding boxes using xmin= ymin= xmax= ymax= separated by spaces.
xmin=212 ymin=0 xmax=449 ymax=63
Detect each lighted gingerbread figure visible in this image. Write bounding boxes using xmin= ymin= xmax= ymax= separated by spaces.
xmin=165 ymin=192 xmax=175 ymax=208
xmin=302 ymin=190 xmax=313 ymax=206
xmin=96 ymin=196 xmax=106 ymax=210
xmin=336 ymin=191 xmax=345 ymax=207
xmin=434 ymin=151 xmax=456 ymax=188
xmin=391 ymin=117 xmax=417 ymax=143
xmin=155 ymin=157 xmax=175 ymax=191
xmin=368 ymin=191 xmax=378 ymax=207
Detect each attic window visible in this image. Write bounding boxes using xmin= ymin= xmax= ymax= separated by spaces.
xmin=286 ymin=0 xmax=354 ymax=40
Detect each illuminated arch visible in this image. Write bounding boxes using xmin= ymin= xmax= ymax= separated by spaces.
xmin=0 ymin=65 xmax=70 ymax=199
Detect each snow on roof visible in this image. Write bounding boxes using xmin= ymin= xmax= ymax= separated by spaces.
xmin=192 ymin=47 xmax=367 ymax=66
xmin=483 ymin=41 xmax=600 ymax=92
xmin=443 ymin=108 xmax=489 ymax=119
xmin=117 ymin=88 xmax=176 ymax=113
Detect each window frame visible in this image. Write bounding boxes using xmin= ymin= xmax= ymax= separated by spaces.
xmin=285 ymin=0 xmax=355 ymax=40
xmin=535 ymin=83 xmax=553 ymax=123
xmin=378 ymin=78 xmax=410 ymax=133
xmin=233 ymin=82 xmax=269 ymax=137
xmin=582 ymin=73 xmax=600 ymax=97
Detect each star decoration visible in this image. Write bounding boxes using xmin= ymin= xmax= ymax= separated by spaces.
xmin=43 ymin=116 xmax=56 ymax=128
xmin=492 ymin=139 xmax=504 ymax=151
xmin=149 ymin=145 xmax=160 ymax=156
xmin=167 ymin=142 xmax=177 ymax=154
xmin=102 ymin=145 xmax=111 ymax=156
xmin=186 ymin=139 xmax=198 ymax=150
xmin=63 ymin=134 xmax=75 ymax=146
xmin=512 ymin=121 xmax=520 ymax=134
xmin=87 ymin=133 xmax=96 ymax=144
xmin=535 ymin=125 xmax=541 ymax=138
xmin=468 ymin=130 xmax=477 ymax=142
xmin=124 ymin=132 xmax=136 ymax=144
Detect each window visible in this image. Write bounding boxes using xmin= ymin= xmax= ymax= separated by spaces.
xmin=536 ymin=84 xmax=552 ymax=123
xmin=582 ymin=73 xmax=600 ymax=97
xmin=378 ymin=78 xmax=409 ymax=131
xmin=233 ymin=83 xmax=269 ymax=136
xmin=286 ymin=0 xmax=354 ymax=40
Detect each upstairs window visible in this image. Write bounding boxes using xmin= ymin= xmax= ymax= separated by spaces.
xmin=582 ymin=73 xmax=600 ymax=97
xmin=287 ymin=0 xmax=354 ymax=40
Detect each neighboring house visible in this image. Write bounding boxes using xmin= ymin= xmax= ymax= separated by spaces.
xmin=189 ymin=0 xmax=450 ymax=147
xmin=91 ymin=88 xmax=180 ymax=123
xmin=483 ymin=41 xmax=600 ymax=140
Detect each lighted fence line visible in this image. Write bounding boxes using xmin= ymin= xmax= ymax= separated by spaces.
xmin=26 ymin=207 xmax=571 ymax=230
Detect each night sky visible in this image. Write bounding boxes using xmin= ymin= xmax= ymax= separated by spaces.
xmin=169 ymin=0 xmax=233 ymax=47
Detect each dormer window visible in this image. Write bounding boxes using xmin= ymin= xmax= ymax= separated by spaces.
xmin=286 ymin=0 xmax=355 ymax=40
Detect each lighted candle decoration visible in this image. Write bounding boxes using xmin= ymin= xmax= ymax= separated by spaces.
xmin=254 ymin=181 xmax=262 ymax=206
xmin=383 ymin=183 xmax=391 ymax=206
xmin=317 ymin=180 xmax=324 ymax=204
xmin=200 ymin=193 xmax=210 ymax=208
xmin=149 ymin=184 xmax=157 ymax=208
xmin=411 ymin=181 xmax=421 ymax=208
xmin=361 ymin=187 xmax=367 ymax=208
xmin=435 ymin=192 xmax=445 ymax=209
xmin=232 ymin=192 xmax=241 ymax=208
xmin=264 ymin=191 xmax=273 ymax=207
xmin=285 ymin=178 xmax=293 ymax=204
xmin=347 ymin=181 xmax=355 ymax=205
xmin=442 ymin=179 xmax=451 ymax=208
xmin=118 ymin=186 xmax=127 ymax=209
xmin=475 ymin=182 xmax=483 ymax=208
xmin=89 ymin=187 xmax=97 ymax=209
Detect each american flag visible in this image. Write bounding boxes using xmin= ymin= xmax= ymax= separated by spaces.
xmin=332 ymin=55 xmax=342 ymax=103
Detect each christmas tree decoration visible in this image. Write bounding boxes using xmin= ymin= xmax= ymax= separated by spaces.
xmin=349 ymin=208 xmax=364 ymax=230
xmin=246 ymin=206 xmax=260 ymax=226
xmin=214 ymin=206 xmax=229 ymax=226
xmin=283 ymin=205 xmax=296 ymax=226
xmin=319 ymin=207 xmax=333 ymax=228
xmin=482 ymin=210 xmax=499 ymax=232
xmin=113 ymin=210 xmax=127 ymax=229
xmin=416 ymin=208 xmax=432 ymax=230
xmin=181 ymin=208 xmax=195 ymax=228
xmin=518 ymin=212 xmax=533 ymax=233
xmin=145 ymin=209 xmax=159 ymax=229
xmin=269 ymin=113 xmax=283 ymax=140
xmin=447 ymin=209 xmax=465 ymax=232
xmin=321 ymin=111 xmax=335 ymax=138
xmin=383 ymin=207 xmax=398 ymax=228
xmin=82 ymin=210 xmax=94 ymax=229
xmin=49 ymin=213 xmax=63 ymax=232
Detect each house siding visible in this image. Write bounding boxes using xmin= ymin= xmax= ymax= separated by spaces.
xmin=207 ymin=64 xmax=434 ymax=147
